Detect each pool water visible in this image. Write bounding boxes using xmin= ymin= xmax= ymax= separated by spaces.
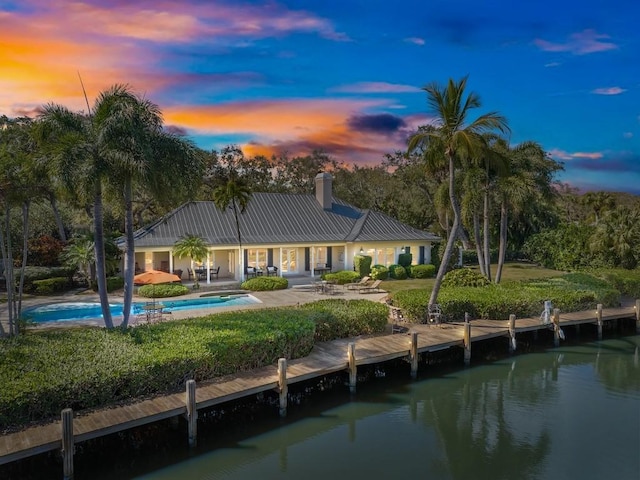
xmin=22 ymin=295 xmax=261 ymax=323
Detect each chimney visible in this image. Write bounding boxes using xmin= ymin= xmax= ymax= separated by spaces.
xmin=315 ymin=172 xmax=333 ymax=210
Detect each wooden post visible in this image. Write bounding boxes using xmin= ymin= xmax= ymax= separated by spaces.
xmin=61 ymin=408 xmax=74 ymax=480
xmin=553 ymin=308 xmax=561 ymax=347
xmin=186 ymin=379 xmax=197 ymax=447
xmin=635 ymin=299 xmax=640 ymax=334
xmin=278 ymin=358 xmax=288 ymax=417
xmin=410 ymin=332 xmax=418 ymax=379
xmin=596 ymin=303 xmax=603 ymax=340
xmin=348 ymin=342 xmax=357 ymax=394
xmin=463 ymin=319 xmax=471 ymax=366
xmin=508 ymin=314 xmax=516 ymax=354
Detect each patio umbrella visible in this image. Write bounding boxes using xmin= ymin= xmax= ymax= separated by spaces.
xmin=133 ymin=269 xmax=181 ymax=308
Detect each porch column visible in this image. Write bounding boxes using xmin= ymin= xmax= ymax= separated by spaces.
xmin=206 ymin=251 xmax=211 ymax=284
xmin=169 ymin=251 xmax=174 ymax=273
xmin=239 ymin=247 xmax=244 ymax=282
xmin=311 ymin=246 xmax=315 ymax=276
xmin=279 ymin=248 xmax=283 ymax=277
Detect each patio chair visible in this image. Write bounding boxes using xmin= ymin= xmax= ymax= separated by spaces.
xmin=266 ymin=266 xmax=278 ymax=276
xmin=247 ymin=266 xmax=256 ymax=278
xmin=211 ymin=266 xmax=220 ymax=280
xmin=358 ymin=279 xmax=383 ymax=294
xmin=345 ymin=276 xmax=370 ymax=290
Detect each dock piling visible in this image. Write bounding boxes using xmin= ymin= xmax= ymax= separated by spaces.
xmin=508 ymin=314 xmax=516 ymax=353
xmin=553 ymin=309 xmax=561 ymax=347
xmin=61 ymin=408 xmax=74 ymax=480
xmin=463 ymin=317 xmax=471 ymax=366
xmin=278 ymin=358 xmax=288 ymax=417
xmin=596 ymin=304 xmax=603 ymax=340
xmin=186 ymin=380 xmax=197 ymax=447
xmin=348 ymin=343 xmax=357 ymax=393
xmin=410 ymin=332 xmax=418 ymax=379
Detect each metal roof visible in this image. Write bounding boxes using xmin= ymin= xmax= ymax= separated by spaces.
xmin=130 ymin=193 xmax=440 ymax=248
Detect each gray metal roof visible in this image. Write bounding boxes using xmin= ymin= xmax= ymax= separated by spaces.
xmin=130 ymin=193 xmax=440 ymax=248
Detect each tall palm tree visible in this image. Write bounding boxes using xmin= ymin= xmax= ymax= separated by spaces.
xmin=173 ymin=234 xmax=209 ymax=288
xmin=408 ymin=76 xmax=509 ymax=306
xmin=96 ymin=85 xmax=203 ymax=328
xmin=581 ymin=191 xmax=615 ymax=225
xmin=213 ymin=172 xmax=251 ymax=279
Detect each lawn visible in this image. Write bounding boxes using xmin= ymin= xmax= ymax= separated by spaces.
xmin=381 ymin=262 xmax=565 ymax=295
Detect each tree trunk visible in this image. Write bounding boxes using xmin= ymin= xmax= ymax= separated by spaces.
xmin=0 ymin=208 xmax=9 ymax=336
xmin=483 ymin=184 xmax=491 ymax=281
xmin=3 ymin=204 xmax=18 ymax=335
xmin=49 ymin=193 xmax=67 ymax=242
xmin=473 ymin=212 xmax=486 ymax=277
xmin=429 ymin=154 xmax=460 ymax=307
xmin=16 ymin=201 xmax=31 ymax=324
xmin=93 ymin=183 xmax=113 ymax=328
xmin=121 ymin=177 xmax=135 ymax=329
xmin=495 ymin=201 xmax=508 ymax=284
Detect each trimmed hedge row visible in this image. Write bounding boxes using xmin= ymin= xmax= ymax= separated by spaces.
xmin=241 ymin=276 xmax=288 ymax=291
xmin=32 ymin=277 xmax=71 ymax=294
xmin=323 ymin=271 xmax=360 ymax=284
xmin=137 ymin=283 xmax=189 ymax=298
xmin=389 ymin=272 xmax=622 ymax=322
xmin=0 ymin=299 xmax=385 ymax=429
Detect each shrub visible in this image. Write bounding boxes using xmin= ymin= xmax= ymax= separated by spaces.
xmin=323 ymin=270 xmax=360 ymax=285
xmin=32 ymin=277 xmax=71 ymax=294
xmin=388 ymin=264 xmax=407 ymax=280
xmin=138 ymin=283 xmax=189 ymax=298
xmin=398 ymin=253 xmax=412 ymax=268
xmin=241 ymin=276 xmax=288 ymax=291
xmin=354 ymin=255 xmax=372 ymax=277
xmin=370 ymin=264 xmax=389 ymax=280
xmin=9 ymin=266 xmax=75 ymax=292
xmin=410 ymin=264 xmax=436 ymax=278
xmin=442 ymin=268 xmax=490 ymax=288
xmin=590 ymin=268 xmax=640 ymax=297
xmin=300 ymin=299 xmax=388 ymax=341
xmin=106 ymin=276 xmax=125 ymax=292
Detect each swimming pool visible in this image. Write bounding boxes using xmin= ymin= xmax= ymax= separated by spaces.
xmin=22 ymin=295 xmax=261 ymax=323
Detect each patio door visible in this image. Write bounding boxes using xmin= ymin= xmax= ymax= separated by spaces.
xmin=228 ymin=251 xmax=235 ymax=277
xmin=281 ymin=248 xmax=297 ymax=274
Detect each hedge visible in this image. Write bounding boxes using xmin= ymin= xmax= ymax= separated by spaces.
xmin=410 ymin=264 xmax=436 ymax=278
xmin=323 ymin=270 xmax=360 ymax=285
xmin=32 ymin=277 xmax=71 ymax=295
xmin=241 ymin=276 xmax=288 ymax=291
xmin=138 ymin=283 xmax=189 ymax=298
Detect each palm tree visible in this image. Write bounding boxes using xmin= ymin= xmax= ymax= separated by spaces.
xmin=60 ymin=237 xmax=95 ymax=287
xmin=96 ymin=85 xmax=203 ymax=328
xmin=173 ymin=234 xmax=209 ymax=288
xmin=408 ymin=77 xmax=509 ymax=306
xmin=582 ymin=191 xmax=615 ymax=225
xmin=590 ymin=207 xmax=640 ymax=269
xmin=213 ymin=172 xmax=252 ymax=280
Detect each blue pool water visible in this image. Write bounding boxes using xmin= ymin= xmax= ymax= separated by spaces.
xmin=22 ymin=295 xmax=261 ymax=323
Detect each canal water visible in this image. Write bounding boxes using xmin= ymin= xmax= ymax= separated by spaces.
xmin=7 ymin=334 xmax=640 ymax=479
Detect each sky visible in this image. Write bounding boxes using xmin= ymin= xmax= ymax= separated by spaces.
xmin=1 ymin=0 xmax=639 ymax=194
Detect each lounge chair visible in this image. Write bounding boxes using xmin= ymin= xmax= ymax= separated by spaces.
xmin=358 ymin=279 xmax=383 ymax=294
xmin=345 ymin=276 xmax=370 ymax=290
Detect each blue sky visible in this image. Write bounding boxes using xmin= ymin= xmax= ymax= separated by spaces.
xmin=1 ymin=0 xmax=639 ymax=193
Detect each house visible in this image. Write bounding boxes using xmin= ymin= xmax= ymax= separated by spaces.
xmin=128 ymin=173 xmax=440 ymax=283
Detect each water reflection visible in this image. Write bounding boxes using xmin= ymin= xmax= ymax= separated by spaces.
xmin=130 ymin=336 xmax=639 ymax=480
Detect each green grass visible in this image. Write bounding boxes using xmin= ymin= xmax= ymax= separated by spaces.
xmin=381 ymin=262 xmax=565 ymax=294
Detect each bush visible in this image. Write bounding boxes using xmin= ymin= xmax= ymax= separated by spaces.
xmin=388 ymin=264 xmax=408 ymax=280
xmin=323 ymin=270 xmax=360 ymax=285
xmin=442 ymin=268 xmax=490 ymax=288
xmin=300 ymin=299 xmax=388 ymax=341
xmin=354 ymin=255 xmax=372 ymax=277
xmin=398 ymin=253 xmax=412 ymax=268
xmin=590 ymin=268 xmax=640 ymax=297
xmin=138 ymin=283 xmax=189 ymax=298
xmin=32 ymin=277 xmax=71 ymax=294
xmin=106 ymin=276 xmax=124 ymax=292
xmin=410 ymin=264 xmax=436 ymax=278
xmin=241 ymin=276 xmax=288 ymax=291
xmin=8 ymin=266 xmax=75 ymax=293
xmin=370 ymin=264 xmax=389 ymax=280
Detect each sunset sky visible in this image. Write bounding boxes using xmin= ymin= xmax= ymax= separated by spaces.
xmin=2 ymin=0 xmax=639 ymax=194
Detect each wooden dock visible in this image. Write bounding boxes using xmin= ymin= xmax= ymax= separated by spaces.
xmin=1 ymin=301 xmax=638 ymax=474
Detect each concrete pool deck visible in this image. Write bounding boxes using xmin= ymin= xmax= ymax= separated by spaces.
xmin=1 ymin=276 xmax=389 ymax=330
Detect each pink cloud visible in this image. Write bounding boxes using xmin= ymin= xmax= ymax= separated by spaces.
xmin=330 ymin=82 xmax=421 ymax=94
xmin=591 ymin=87 xmax=626 ymax=95
xmin=534 ymin=29 xmax=617 ymax=55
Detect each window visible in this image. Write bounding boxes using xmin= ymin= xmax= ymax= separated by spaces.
xmin=247 ymin=249 xmax=267 ymax=269
xmin=313 ymin=247 xmax=327 ymax=265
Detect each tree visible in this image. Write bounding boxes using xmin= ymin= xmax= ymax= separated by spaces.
xmin=590 ymin=207 xmax=640 ymax=269
xmin=60 ymin=237 xmax=95 ymax=286
xmin=96 ymin=85 xmax=203 ymax=328
xmin=581 ymin=191 xmax=615 ymax=225
xmin=173 ymin=234 xmax=209 ymax=288
xmin=213 ymin=171 xmax=252 ymax=279
xmin=408 ymin=76 xmax=509 ymax=307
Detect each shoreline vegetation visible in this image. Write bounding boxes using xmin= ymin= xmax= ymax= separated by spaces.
xmin=1 ymin=265 xmax=638 ymax=434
